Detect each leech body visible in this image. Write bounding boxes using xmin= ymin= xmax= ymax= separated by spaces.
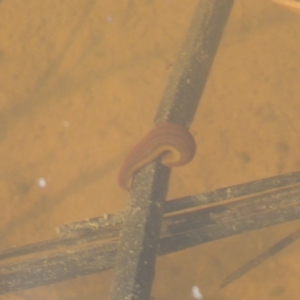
xmin=118 ymin=122 xmax=196 ymax=191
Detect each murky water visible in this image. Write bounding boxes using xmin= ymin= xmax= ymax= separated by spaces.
xmin=0 ymin=0 xmax=300 ymax=299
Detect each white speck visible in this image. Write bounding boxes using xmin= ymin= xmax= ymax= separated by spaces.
xmin=106 ymin=15 xmax=113 ymax=23
xmin=37 ymin=178 xmax=47 ymax=188
xmin=63 ymin=121 xmax=70 ymax=128
xmin=191 ymin=286 xmax=203 ymax=299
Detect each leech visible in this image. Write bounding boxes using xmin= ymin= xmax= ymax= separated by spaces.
xmin=118 ymin=122 xmax=196 ymax=191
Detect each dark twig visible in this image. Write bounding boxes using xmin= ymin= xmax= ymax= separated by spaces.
xmin=1 ymin=180 xmax=300 ymax=295
xmin=220 ymin=227 xmax=300 ymax=288
xmin=109 ymin=1 xmax=234 ymax=300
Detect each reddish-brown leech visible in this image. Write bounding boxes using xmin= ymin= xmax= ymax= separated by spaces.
xmin=271 ymin=0 xmax=300 ymax=14
xmin=118 ymin=122 xmax=196 ymax=191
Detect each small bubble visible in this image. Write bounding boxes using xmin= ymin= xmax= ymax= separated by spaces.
xmin=191 ymin=286 xmax=203 ymax=299
xmin=37 ymin=178 xmax=47 ymax=188
xmin=107 ymin=15 xmax=113 ymax=23
xmin=63 ymin=121 xmax=70 ymax=127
